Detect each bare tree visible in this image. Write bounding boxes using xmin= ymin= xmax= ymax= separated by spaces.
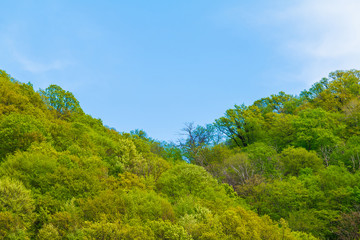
xmin=178 ymin=122 xmax=224 ymax=164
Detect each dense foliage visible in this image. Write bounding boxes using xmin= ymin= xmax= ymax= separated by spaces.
xmin=1 ymin=69 xmax=360 ymax=239
xmin=179 ymin=70 xmax=360 ymax=239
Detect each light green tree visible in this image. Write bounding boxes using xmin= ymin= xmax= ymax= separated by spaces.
xmin=39 ymin=84 xmax=83 ymax=115
xmin=278 ymin=146 xmax=323 ymax=176
xmin=214 ymin=104 xmax=265 ymax=147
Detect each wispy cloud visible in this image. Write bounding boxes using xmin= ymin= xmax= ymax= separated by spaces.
xmin=0 ymin=22 xmax=72 ymax=75
xmin=221 ymin=0 xmax=360 ymax=86
xmin=0 ymin=22 xmax=86 ymax=91
xmin=12 ymin=51 xmax=69 ymax=74
xmin=5 ymin=39 xmax=72 ymax=74
xmin=281 ymin=0 xmax=360 ymax=59
xmin=281 ymin=0 xmax=360 ymax=85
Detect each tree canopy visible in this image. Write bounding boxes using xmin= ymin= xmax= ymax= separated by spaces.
xmin=2 ymin=68 xmax=360 ymax=239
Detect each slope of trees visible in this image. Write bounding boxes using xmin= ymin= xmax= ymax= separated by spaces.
xmin=180 ymin=70 xmax=360 ymax=239
xmin=2 ymin=69 xmax=360 ymax=239
xmin=0 ymin=69 xmax=316 ymax=239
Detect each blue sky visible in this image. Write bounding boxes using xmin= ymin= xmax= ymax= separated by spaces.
xmin=1 ymin=0 xmax=359 ymax=141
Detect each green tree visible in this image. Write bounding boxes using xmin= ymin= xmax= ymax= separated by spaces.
xmin=278 ymin=147 xmax=323 ymax=176
xmin=342 ymin=97 xmax=360 ymax=136
xmin=254 ymin=91 xmax=301 ymax=114
xmin=221 ymin=153 xmax=255 ymax=186
xmin=245 ymin=177 xmax=311 ymax=220
xmin=265 ymin=113 xmax=297 ymax=150
xmin=331 ymin=136 xmax=360 ymax=171
xmin=39 ymin=85 xmax=83 ymax=115
xmin=195 ymin=144 xmax=232 ymax=178
xmin=245 ymin=142 xmax=279 ymax=177
xmin=148 ymin=220 xmax=192 ymax=240
xmin=0 ymin=113 xmax=47 ymax=159
xmin=0 ymin=70 xmax=47 ymax=117
xmin=214 ymin=104 xmax=265 ymax=147
xmin=157 ymin=163 xmax=227 ymax=202
xmin=83 ymin=220 xmax=154 ymax=240
xmin=293 ymin=108 xmax=344 ymax=157
xmin=308 ymin=70 xmax=360 ymax=111
xmin=0 ymin=178 xmax=35 ymax=239
xmin=300 ymin=78 xmax=329 ymax=102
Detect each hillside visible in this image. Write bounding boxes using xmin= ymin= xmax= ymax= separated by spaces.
xmin=2 ymin=69 xmax=360 ymax=239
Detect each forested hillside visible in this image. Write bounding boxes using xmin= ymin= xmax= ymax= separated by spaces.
xmin=178 ymin=70 xmax=360 ymax=240
xmin=1 ymin=69 xmax=359 ymax=239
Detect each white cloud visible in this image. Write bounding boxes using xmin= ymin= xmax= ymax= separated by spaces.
xmin=221 ymin=0 xmax=360 ymax=86
xmin=281 ymin=0 xmax=360 ymax=59
xmin=280 ymin=0 xmax=360 ymax=85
